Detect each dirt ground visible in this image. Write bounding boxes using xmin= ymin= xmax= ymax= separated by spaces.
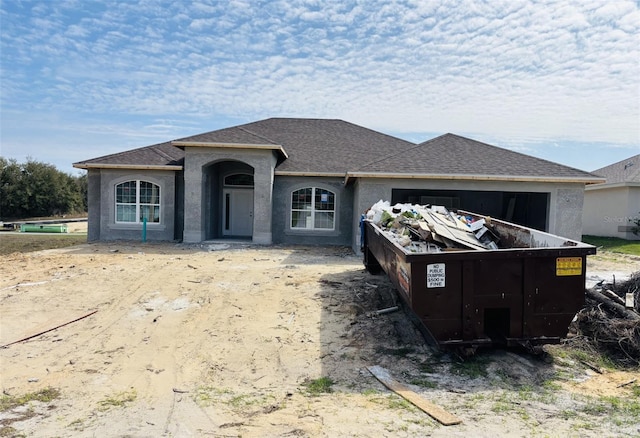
xmin=1 ymin=239 xmax=639 ymax=437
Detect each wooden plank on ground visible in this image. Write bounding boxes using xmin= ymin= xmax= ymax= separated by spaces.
xmin=367 ymin=365 xmax=462 ymax=426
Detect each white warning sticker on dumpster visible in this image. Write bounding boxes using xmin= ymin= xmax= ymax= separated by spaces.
xmin=427 ymin=263 xmax=445 ymax=288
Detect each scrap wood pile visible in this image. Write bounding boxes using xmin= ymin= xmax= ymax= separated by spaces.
xmin=365 ymin=200 xmax=500 ymax=253
xmin=571 ymin=272 xmax=640 ymax=367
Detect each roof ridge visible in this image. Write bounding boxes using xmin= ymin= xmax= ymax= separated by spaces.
xmin=265 ymin=117 xmax=342 ymax=122
xmin=337 ymin=119 xmax=417 ymax=147
xmin=353 ymin=135 xmax=429 ymax=171
xmin=236 ymin=126 xmax=279 ymax=145
xmin=151 ymin=146 xmax=178 ymax=162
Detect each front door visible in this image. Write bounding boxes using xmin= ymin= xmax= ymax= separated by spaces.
xmin=223 ymin=189 xmax=253 ymax=236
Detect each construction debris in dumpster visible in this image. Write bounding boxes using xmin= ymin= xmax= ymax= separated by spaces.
xmin=365 ymin=200 xmax=499 ymax=252
xmin=362 ymin=200 xmax=597 ymax=351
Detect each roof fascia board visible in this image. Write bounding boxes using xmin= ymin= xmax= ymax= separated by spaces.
xmin=172 ymin=141 xmax=289 ymax=159
xmin=344 ymin=172 xmax=605 ymax=185
xmin=73 ymin=164 xmax=183 ymax=171
xmin=585 ymin=181 xmax=640 ymax=191
xmin=275 ymin=171 xmax=346 ymax=178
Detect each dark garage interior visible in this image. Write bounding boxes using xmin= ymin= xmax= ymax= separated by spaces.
xmin=391 ymin=189 xmax=549 ymax=231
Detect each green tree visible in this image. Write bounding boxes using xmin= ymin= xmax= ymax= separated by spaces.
xmin=74 ymin=173 xmax=88 ymax=212
xmin=0 ymin=157 xmax=87 ymax=219
xmin=0 ymin=157 xmax=29 ymax=218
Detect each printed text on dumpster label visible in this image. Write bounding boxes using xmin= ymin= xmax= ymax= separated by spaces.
xmin=556 ymin=257 xmax=582 ymax=276
xmin=427 ymin=263 xmax=446 ymax=288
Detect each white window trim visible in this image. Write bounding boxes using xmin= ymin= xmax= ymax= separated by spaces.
xmin=290 ymin=187 xmax=336 ymax=231
xmin=114 ymin=180 xmax=161 ymax=224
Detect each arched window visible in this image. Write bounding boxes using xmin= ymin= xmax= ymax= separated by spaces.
xmin=224 ymin=173 xmax=254 ymax=187
xmin=291 ymin=188 xmax=335 ymax=230
xmin=115 ymin=180 xmax=161 ymax=223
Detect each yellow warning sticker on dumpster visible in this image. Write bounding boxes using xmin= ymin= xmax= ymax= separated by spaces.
xmin=556 ymin=257 xmax=582 ymax=276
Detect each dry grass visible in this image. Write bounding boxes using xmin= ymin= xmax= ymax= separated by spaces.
xmin=0 ymin=233 xmax=87 ymax=255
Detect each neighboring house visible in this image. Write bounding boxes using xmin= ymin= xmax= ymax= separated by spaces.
xmin=582 ymin=154 xmax=640 ymax=240
xmin=73 ymin=118 xmax=603 ymax=251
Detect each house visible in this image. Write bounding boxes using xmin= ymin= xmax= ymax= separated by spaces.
xmin=582 ymin=153 xmax=640 ymax=240
xmin=73 ymin=118 xmax=603 ymax=251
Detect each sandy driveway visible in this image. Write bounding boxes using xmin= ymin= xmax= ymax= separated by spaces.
xmin=1 ymin=242 xmax=639 ymax=437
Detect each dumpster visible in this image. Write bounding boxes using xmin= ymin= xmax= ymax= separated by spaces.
xmin=20 ymin=224 xmax=68 ymax=233
xmin=362 ymin=202 xmax=596 ymax=351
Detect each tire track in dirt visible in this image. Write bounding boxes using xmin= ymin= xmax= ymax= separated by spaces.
xmin=3 ymin=244 xmax=639 ymax=437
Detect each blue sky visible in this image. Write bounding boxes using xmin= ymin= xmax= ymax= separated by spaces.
xmin=1 ymin=0 xmax=638 ymax=175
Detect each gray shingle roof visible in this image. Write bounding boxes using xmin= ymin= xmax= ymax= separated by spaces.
xmin=353 ymin=133 xmax=600 ymax=180
xmin=74 ymin=141 xmax=184 ymax=168
xmin=73 ymin=119 xmax=602 ymax=182
xmin=175 ymin=118 xmax=416 ymax=174
xmin=175 ymin=125 xmax=279 ymax=146
xmin=591 ymin=153 xmax=640 ymax=184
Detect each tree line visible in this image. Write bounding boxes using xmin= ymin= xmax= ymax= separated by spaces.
xmin=0 ymin=157 xmax=87 ymax=220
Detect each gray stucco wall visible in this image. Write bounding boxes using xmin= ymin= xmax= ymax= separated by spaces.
xmin=272 ymin=176 xmax=353 ymax=246
xmin=87 ymin=169 xmax=178 ymax=242
xmin=86 ymin=166 xmax=587 ymax=248
xmin=352 ymin=178 xmax=587 ymax=251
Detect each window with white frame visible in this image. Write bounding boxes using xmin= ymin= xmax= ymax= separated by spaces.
xmin=291 ymin=187 xmax=335 ymax=230
xmin=115 ymin=180 xmax=161 ymax=223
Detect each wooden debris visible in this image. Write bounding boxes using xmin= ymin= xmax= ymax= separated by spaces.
xmin=1 ymin=310 xmax=98 ymax=348
xmin=417 ymin=208 xmax=487 ymax=251
xmin=367 ymin=365 xmax=462 ymax=426
xmin=616 ymin=379 xmax=637 ymax=388
xmin=374 ymin=306 xmax=399 ymax=316
xmin=572 ymin=273 xmax=640 ymax=368
xmin=579 ymin=359 xmax=603 ymax=374
xmin=585 ymin=288 xmax=640 ymax=321
xmin=602 ymin=289 xmax=625 ymax=305
xmin=172 ymin=388 xmax=189 ymax=393
xmin=369 ymin=203 xmax=498 ymax=253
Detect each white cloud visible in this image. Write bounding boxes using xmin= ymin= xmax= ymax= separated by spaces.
xmin=0 ymin=0 xmax=638 ymax=173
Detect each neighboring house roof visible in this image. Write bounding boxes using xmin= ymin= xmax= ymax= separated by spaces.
xmin=74 ymin=141 xmax=184 ymax=170
xmin=348 ymin=133 xmax=603 ymax=183
xmin=73 ymin=118 xmax=603 ymax=183
xmin=591 ymin=153 xmax=640 ymax=185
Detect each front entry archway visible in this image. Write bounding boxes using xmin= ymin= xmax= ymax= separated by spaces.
xmin=183 ymin=148 xmax=275 ymax=245
xmin=203 ymin=161 xmax=255 ymax=240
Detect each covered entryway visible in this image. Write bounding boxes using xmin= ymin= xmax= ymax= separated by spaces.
xmin=179 ymin=140 xmax=282 ymax=245
xmin=203 ymin=161 xmax=255 ymax=240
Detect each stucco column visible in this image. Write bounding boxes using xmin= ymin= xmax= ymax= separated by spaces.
xmin=87 ymin=170 xmax=102 ymax=242
xmin=351 ymin=179 xmax=391 ymax=253
xmin=553 ymin=187 xmax=585 ymax=241
xmin=182 ymin=153 xmax=204 ymax=243
xmin=252 ymin=156 xmax=276 ymax=244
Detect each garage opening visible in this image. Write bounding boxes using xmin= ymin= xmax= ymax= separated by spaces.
xmin=391 ymin=189 xmax=549 ymax=231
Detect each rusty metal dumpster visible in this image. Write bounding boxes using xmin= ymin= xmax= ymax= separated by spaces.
xmin=362 ymin=208 xmax=596 ymax=350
